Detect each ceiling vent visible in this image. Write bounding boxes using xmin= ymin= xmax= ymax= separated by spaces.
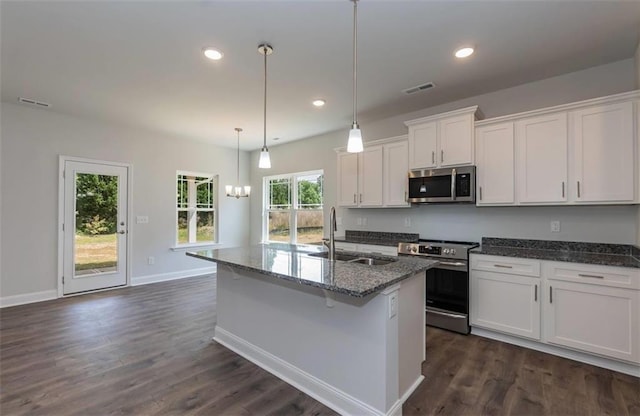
xmin=402 ymin=82 xmax=435 ymax=95
xmin=18 ymin=97 xmax=51 ymax=108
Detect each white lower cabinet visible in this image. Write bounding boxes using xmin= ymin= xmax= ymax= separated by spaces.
xmin=471 ymin=270 xmax=540 ymax=340
xmin=543 ymin=261 xmax=640 ymax=364
xmin=470 ymin=255 xmax=541 ymax=340
xmin=471 ymin=254 xmax=640 ymax=366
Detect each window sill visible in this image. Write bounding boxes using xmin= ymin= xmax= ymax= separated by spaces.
xmin=171 ymin=242 xmax=221 ymax=252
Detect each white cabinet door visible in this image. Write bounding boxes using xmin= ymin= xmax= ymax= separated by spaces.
xmin=516 ymin=113 xmax=568 ymax=203
xmin=337 ymin=152 xmax=358 ymax=207
xmin=439 ymin=114 xmax=474 ymax=167
xmin=470 ymin=270 xmax=541 ymax=340
xmin=408 ymin=122 xmax=437 ymax=169
xmin=383 ymin=141 xmax=409 ymax=207
xmin=476 ymin=122 xmax=515 ymax=205
xmin=572 ymin=101 xmax=635 ymax=203
xmin=544 ymin=280 xmax=639 ymax=363
xmin=358 ymin=146 xmax=383 ymax=206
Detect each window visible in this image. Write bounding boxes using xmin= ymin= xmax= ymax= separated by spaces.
xmin=263 ymin=170 xmax=324 ymax=245
xmin=176 ymin=172 xmax=218 ymax=246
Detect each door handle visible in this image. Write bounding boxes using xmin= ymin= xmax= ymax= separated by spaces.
xmin=404 ymin=191 xmax=407 ymax=202
xmin=549 ymin=286 xmax=553 ymax=303
xmin=451 ymin=168 xmax=457 ymax=200
xmin=441 ymin=150 xmax=444 ymax=163
xmin=493 ymin=264 xmax=513 ymax=269
xmin=578 ymin=273 xmax=604 ymax=279
xmin=431 ymin=151 xmax=435 ymax=164
xmin=479 ymin=186 xmax=483 ymax=201
xmin=534 ymin=284 xmax=538 ymax=302
xmin=353 ymin=194 xmax=356 ymax=203
xmin=561 ymin=182 xmax=565 ymax=198
xmin=359 ymin=194 xmax=362 ymax=203
xmin=577 ymin=181 xmax=581 ymax=198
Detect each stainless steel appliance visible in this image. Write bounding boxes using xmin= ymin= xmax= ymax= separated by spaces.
xmin=398 ymin=239 xmax=478 ymax=334
xmin=408 ymin=166 xmax=475 ymax=204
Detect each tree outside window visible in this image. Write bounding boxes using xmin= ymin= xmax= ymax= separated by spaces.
xmin=177 ymin=172 xmax=218 ymax=245
xmin=264 ymin=171 xmax=324 ymax=245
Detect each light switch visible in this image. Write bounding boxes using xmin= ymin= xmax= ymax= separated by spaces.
xmin=550 ymin=220 xmax=560 ymax=233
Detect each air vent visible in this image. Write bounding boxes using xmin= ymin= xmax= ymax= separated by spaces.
xmin=18 ymin=97 xmax=51 ymax=108
xmin=402 ymin=82 xmax=435 ymax=95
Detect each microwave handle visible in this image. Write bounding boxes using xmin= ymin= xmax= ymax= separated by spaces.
xmin=451 ymin=168 xmax=457 ymax=200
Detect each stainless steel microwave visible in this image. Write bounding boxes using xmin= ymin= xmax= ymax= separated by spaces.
xmin=408 ymin=166 xmax=476 ymax=204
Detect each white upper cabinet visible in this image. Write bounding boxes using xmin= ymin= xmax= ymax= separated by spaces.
xmin=571 ymin=101 xmax=635 ymax=203
xmin=383 ymin=141 xmax=410 ymax=207
xmin=407 ymin=121 xmax=437 ymax=169
xmin=337 ymin=152 xmax=358 ymax=207
xmin=336 ymin=136 xmax=409 ymax=208
xmin=516 ymin=113 xmax=568 ymax=204
xmin=476 ymin=122 xmax=515 ymax=205
xmin=358 ymin=146 xmax=384 ymax=207
xmin=474 ymin=91 xmax=639 ymax=206
xmin=405 ymin=106 xmax=479 ymax=170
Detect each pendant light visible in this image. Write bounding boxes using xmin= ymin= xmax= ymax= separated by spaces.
xmin=347 ymin=0 xmax=363 ymax=153
xmin=225 ymin=128 xmax=251 ymax=198
xmin=258 ymin=43 xmax=273 ymax=168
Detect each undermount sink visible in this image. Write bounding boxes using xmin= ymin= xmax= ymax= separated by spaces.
xmin=307 ymin=251 xmax=397 ymax=266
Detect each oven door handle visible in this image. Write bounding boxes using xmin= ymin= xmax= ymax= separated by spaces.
xmin=438 ymin=261 xmax=466 ymax=267
xmin=451 ymin=168 xmax=457 ymax=200
xmin=427 ymin=308 xmax=467 ymax=320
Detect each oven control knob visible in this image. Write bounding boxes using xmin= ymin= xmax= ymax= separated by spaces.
xmin=443 ymin=248 xmax=450 ymax=254
xmin=450 ymin=249 xmax=456 ymax=255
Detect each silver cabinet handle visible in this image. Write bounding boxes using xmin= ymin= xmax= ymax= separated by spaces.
xmin=353 ymin=194 xmax=356 ymax=203
xmin=451 ymin=168 xmax=457 ymax=200
xmin=359 ymin=194 xmax=362 ymax=203
xmin=404 ymin=191 xmax=407 ymax=202
xmin=549 ymin=286 xmax=553 ymax=303
xmin=535 ymin=284 xmax=538 ymax=302
xmin=441 ymin=150 xmax=444 ymax=163
xmin=431 ymin=151 xmax=435 ymax=164
xmin=577 ymin=181 xmax=581 ymax=198
xmin=479 ymin=186 xmax=483 ymax=201
xmin=562 ymin=182 xmax=565 ymax=198
xmin=494 ymin=264 xmax=513 ymax=269
xmin=578 ymin=273 xmax=604 ymax=279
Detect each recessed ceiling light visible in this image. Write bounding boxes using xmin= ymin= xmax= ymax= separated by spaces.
xmin=203 ymin=48 xmax=223 ymax=60
xmin=312 ymin=99 xmax=326 ymax=107
xmin=455 ymin=47 xmax=474 ymax=58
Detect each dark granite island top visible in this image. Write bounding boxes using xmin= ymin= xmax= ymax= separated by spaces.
xmin=471 ymin=237 xmax=640 ymax=269
xmin=187 ymin=243 xmax=437 ymax=297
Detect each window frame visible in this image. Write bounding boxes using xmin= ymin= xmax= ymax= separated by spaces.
xmin=176 ymin=170 xmax=219 ymax=247
xmin=262 ymin=169 xmax=324 ymax=245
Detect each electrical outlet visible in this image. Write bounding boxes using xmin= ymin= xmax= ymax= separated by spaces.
xmin=550 ymin=221 xmax=561 ymax=233
xmin=336 ymin=217 xmax=342 ymax=226
xmin=404 ymin=217 xmax=411 ymax=227
xmin=388 ymin=293 xmax=398 ymax=319
xmin=148 ymin=256 xmax=155 ymax=265
xmin=357 ymin=217 xmax=362 ymax=226
xmin=362 ymin=217 xmax=367 ymax=226
xmin=136 ymin=215 xmax=149 ymax=224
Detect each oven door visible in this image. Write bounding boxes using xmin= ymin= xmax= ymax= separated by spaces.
xmin=426 ymin=260 xmax=469 ymax=333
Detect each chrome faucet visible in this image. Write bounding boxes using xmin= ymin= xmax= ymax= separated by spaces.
xmin=324 ymin=206 xmax=337 ymax=261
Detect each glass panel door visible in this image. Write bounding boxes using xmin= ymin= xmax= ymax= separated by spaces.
xmin=63 ymin=160 xmax=128 ymax=295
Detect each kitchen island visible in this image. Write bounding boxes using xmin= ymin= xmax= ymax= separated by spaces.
xmin=188 ymin=243 xmax=437 ymax=416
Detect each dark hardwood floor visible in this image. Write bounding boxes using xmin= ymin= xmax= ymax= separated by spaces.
xmin=1 ymin=275 xmax=638 ymax=415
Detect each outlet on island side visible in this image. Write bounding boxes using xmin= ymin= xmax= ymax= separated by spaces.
xmin=388 ymin=293 xmax=398 ymax=319
xmin=550 ymin=221 xmax=561 ymax=233
xmin=148 ymin=256 xmax=155 ymax=265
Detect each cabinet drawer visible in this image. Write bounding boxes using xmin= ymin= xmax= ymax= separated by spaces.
xmin=471 ymin=254 xmax=540 ymax=277
xmin=357 ymin=244 xmax=398 ymax=257
xmin=543 ymin=261 xmax=640 ymax=290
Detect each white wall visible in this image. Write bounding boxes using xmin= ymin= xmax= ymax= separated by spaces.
xmin=1 ymin=103 xmax=251 ymax=298
xmin=250 ymin=58 xmax=638 ymax=245
xmin=635 ymin=40 xmax=640 ymax=244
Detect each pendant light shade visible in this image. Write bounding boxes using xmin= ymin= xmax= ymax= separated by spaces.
xmin=226 ymin=128 xmax=250 ymax=199
xmin=347 ymin=0 xmax=363 ymax=153
xmin=258 ymin=43 xmax=273 ymax=168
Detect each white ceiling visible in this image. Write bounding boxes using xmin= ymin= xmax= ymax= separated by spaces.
xmin=2 ymin=1 xmax=640 ymax=150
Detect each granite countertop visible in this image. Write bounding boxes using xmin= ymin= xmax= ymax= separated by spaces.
xmin=332 ymin=230 xmax=419 ymax=247
xmin=471 ymin=238 xmax=640 ymax=269
xmin=187 ymin=243 xmax=437 ymax=297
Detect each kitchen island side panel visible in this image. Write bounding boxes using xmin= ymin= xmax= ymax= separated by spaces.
xmin=214 ymin=265 xmax=425 ymax=415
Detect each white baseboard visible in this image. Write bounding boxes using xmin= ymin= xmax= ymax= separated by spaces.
xmin=471 ymin=327 xmax=640 ymax=378
xmin=131 ymin=266 xmax=216 ymax=286
xmin=387 ymin=375 xmax=425 ymax=416
xmin=0 ymin=290 xmax=57 ymax=308
xmin=214 ymin=326 xmax=402 ymax=416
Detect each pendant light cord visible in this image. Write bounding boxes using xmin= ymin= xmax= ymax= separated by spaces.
xmin=236 ymin=128 xmax=241 ymax=184
xmin=263 ymin=46 xmax=268 ymax=150
xmin=352 ymin=0 xmax=358 ymax=125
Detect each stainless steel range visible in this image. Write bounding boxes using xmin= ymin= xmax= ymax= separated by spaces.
xmin=398 ymin=239 xmax=478 ymax=334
